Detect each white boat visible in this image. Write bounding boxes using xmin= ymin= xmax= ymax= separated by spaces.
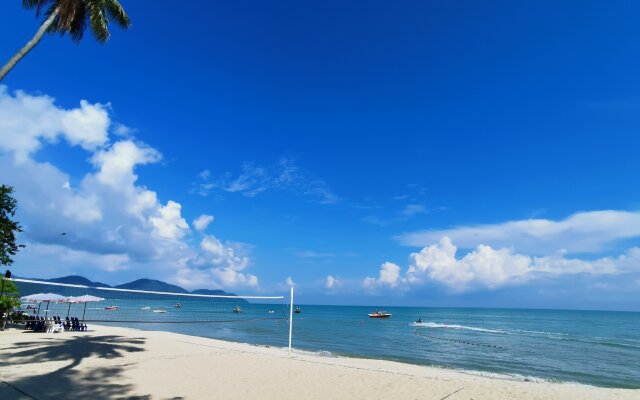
xmin=268 ymin=310 xmax=275 ymax=314
xmin=141 ymin=306 xmax=151 ymax=310
xmin=173 ymin=303 xmax=182 ymax=308
xmin=233 ymin=306 xmax=241 ymax=313
xmin=104 ymin=306 xmax=118 ymax=311
xmin=153 ymin=308 xmax=167 ymax=313
xmin=368 ymin=310 xmax=392 ymax=318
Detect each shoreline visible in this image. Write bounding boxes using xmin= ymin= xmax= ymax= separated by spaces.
xmin=1 ymin=324 xmax=638 ymax=399
xmin=127 ymin=323 xmax=634 ymax=390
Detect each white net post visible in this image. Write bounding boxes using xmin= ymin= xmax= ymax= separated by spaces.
xmin=288 ymin=286 xmax=294 ymax=355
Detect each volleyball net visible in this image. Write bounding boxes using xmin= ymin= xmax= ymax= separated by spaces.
xmin=9 ymin=278 xmax=288 ymax=325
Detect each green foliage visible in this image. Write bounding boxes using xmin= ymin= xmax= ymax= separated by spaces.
xmin=22 ymin=0 xmax=131 ymax=44
xmin=0 ymin=185 xmax=22 ymax=267
xmin=0 ymin=278 xmax=20 ymax=313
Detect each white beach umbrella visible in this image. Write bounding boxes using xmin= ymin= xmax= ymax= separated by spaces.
xmin=20 ymin=293 xmax=68 ymax=316
xmin=21 ymin=293 xmax=68 ymax=302
xmin=66 ymin=294 xmax=105 ymax=322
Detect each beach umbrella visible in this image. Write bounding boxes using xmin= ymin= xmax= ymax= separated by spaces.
xmin=21 ymin=293 xmax=67 ymax=302
xmin=67 ymin=294 xmax=105 ymax=323
xmin=20 ymin=293 xmax=68 ymax=317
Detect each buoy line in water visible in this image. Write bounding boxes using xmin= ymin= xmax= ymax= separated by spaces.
xmin=413 ymin=330 xmax=505 ymax=350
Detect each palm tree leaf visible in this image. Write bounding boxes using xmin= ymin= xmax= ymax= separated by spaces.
xmin=22 ymin=0 xmax=51 ymax=18
xmin=68 ymin=2 xmax=87 ymax=43
xmin=85 ymin=0 xmax=110 ymax=44
xmin=105 ymin=0 xmax=131 ymax=29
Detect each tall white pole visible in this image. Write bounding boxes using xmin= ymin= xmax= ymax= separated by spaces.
xmin=288 ymin=286 xmax=294 ymax=355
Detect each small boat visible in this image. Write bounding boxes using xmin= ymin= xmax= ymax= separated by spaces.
xmin=153 ymin=308 xmax=167 ymax=313
xmin=233 ymin=306 xmax=241 ymax=313
xmin=104 ymin=306 xmax=118 ymax=310
xmin=267 ymin=310 xmax=275 ymax=314
xmin=141 ymin=306 xmax=151 ymax=310
xmin=173 ymin=303 xmax=182 ymax=308
xmin=368 ymin=310 xmax=392 ymax=318
xmin=294 ymin=307 xmax=301 ymax=314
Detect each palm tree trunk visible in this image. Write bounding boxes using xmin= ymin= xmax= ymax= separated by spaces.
xmin=0 ymin=6 xmax=60 ymax=82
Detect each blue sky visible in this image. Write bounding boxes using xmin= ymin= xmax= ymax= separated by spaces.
xmin=1 ymin=1 xmax=640 ymax=310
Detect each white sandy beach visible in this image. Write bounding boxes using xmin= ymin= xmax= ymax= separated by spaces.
xmin=0 ymin=325 xmax=637 ymax=400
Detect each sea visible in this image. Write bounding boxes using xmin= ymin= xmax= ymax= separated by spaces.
xmin=29 ymin=299 xmax=640 ymax=389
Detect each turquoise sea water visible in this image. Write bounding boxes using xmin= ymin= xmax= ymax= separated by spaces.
xmin=24 ymin=299 xmax=640 ymax=389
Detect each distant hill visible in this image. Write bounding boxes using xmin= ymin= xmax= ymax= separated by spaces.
xmin=114 ymin=279 xmax=189 ymax=293
xmin=14 ymin=275 xmax=248 ymax=302
xmin=47 ymin=275 xmax=111 ymax=288
xmin=192 ymin=289 xmax=237 ymax=296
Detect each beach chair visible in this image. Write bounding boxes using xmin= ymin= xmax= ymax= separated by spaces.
xmin=52 ymin=318 xmax=64 ymax=333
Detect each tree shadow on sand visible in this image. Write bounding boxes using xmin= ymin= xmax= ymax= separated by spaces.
xmin=0 ymin=335 xmax=182 ymax=399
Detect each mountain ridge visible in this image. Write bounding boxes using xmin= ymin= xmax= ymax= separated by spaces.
xmin=16 ymin=275 xmax=241 ymax=297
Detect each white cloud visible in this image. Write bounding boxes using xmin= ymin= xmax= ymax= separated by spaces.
xmin=193 ymin=214 xmax=214 ymax=231
xmin=150 ymin=200 xmax=189 ymax=240
xmin=91 ymin=140 xmax=161 ymax=189
xmin=372 ymin=237 xmax=640 ymax=292
xmin=325 ymin=275 xmax=341 ymax=289
xmin=363 ymin=262 xmax=401 ymax=289
xmin=286 ymin=276 xmax=295 ymax=287
xmin=192 ymin=157 xmax=339 ymax=204
xmin=0 ymin=87 xmax=260 ymax=289
xmin=395 ymin=210 xmax=640 ymax=255
xmin=198 ymin=235 xmax=256 ymax=288
xmin=0 ymin=87 xmax=109 ymax=161
xmin=399 ymin=204 xmax=427 ymax=217
xmin=405 ymin=237 xmax=532 ymax=290
xmin=295 ymin=250 xmax=335 ymax=258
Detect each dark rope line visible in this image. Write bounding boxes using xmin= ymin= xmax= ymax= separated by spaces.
xmin=413 ymin=330 xmax=505 ymax=350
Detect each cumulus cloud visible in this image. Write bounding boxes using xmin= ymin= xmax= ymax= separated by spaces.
xmin=395 ymin=210 xmax=640 ymax=255
xmin=193 ymin=214 xmax=214 ymax=231
xmin=192 ymin=157 xmax=339 ymax=204
xmin=150 ymin=201 xmax=189 ymax=240
xmin=370 ymin=237 xmax=640 ymax=292
xmin=0 ymin=87 xmax=109 ymax=160
xmin=325 ymin=275 xmax=341 ymax=289
xmin=199 ymin=235 xmax=257 ymax=288
xmin=0 ymin=87 xmax=259 ymax=289
xmin=363 ymin=262 xmax=402 ymax=289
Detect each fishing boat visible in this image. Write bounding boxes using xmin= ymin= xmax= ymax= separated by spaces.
xmin=368 ymin=310 xmax=392 ymax=318
xmin=104 ymin=306 xmax=119 ymax=310
xmin=294 ymin=307 xmax=301 ymax=314
xmin=173 ymin=303 xmax=182 ymax=308
xmin=141 ymin=306 xmax=151 ymax=310
xmin=153 ymin=308 xmax=167 ymax=313
xmin=233 ymin=306 xmax=241 ymax=313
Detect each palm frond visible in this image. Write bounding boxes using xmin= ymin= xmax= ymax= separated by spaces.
xmin=22 ymin=0 xmax=130 ymax=45
xmin=105 ymin=0 xmax=131 ymax=29
xmin=22 ymin=0 xmax=52 ymax=17
xmin=68 ymin=2 xmax=87 ymax=43
xmin=86 ymin=0 xmax=110 ymax=44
